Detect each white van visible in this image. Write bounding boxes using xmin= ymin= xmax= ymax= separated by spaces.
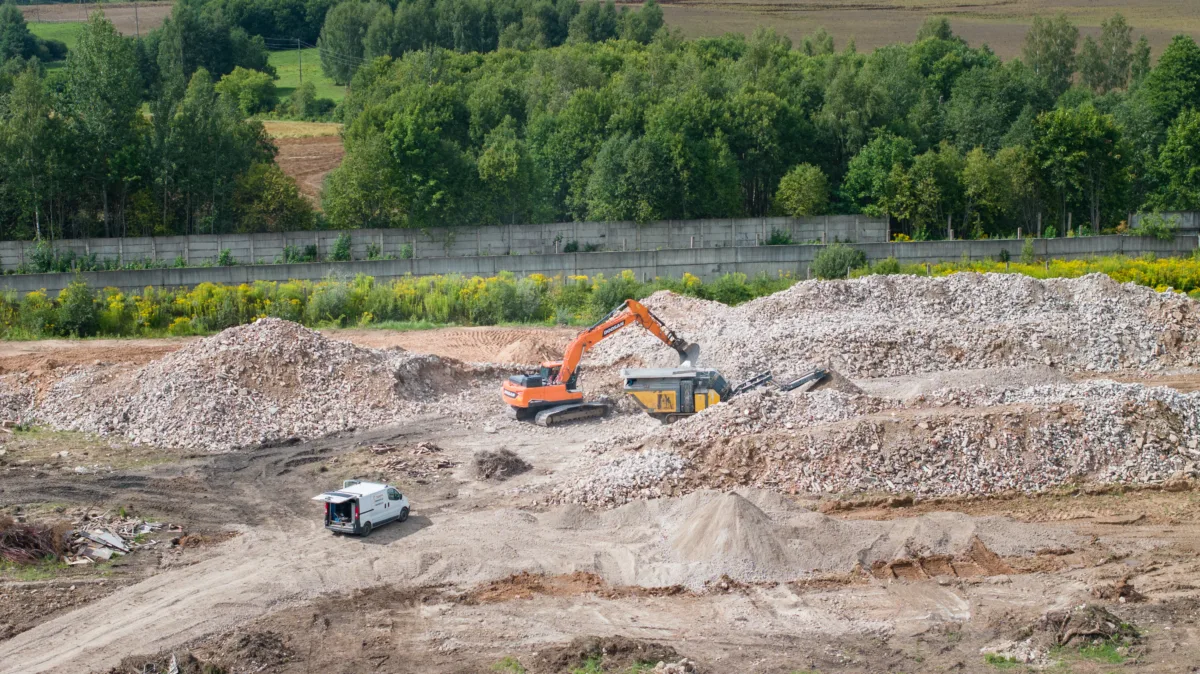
xmin=312 ymin=480 xmax=410 ymax=536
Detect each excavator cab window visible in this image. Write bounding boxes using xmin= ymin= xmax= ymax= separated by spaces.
xmin=541 ymin=365 xmax=560 ymax=381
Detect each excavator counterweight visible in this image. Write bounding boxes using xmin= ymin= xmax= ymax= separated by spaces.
xmin=501 ymin=299 xmax=696 ymax=426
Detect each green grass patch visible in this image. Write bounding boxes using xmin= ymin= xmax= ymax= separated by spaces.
xmin=491 ymin=657 xmax=527 ymax=674
xmin=28 ymin=21 xmax=85 ymax=52
xmin=983 ymin=653 xmax=1022 ymax=669
xmin=268 ymin=48 xmax=345 ymax=102
xmin=0 ymin=557 xmax=68 ymax=581
xmin=1077 ymin=640 xmax=1126 ymax=664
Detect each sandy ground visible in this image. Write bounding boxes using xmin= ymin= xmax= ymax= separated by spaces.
xmin=1 ymin=328 xmax=1199 ymax=672
xmin=19 ymin=2 xmax=171 ymax=36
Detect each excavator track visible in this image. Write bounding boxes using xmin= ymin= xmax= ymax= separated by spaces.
xmin=534 ymin=402 xmax=611 ymax=427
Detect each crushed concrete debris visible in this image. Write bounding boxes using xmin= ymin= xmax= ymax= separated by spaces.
xmin=562 ymin=379 xmax=1200 ymax=505
xmin=14 ymin=318 xmax=487 ymax=451
xmin=588 ymin=273 xmax=1200 ymax=380
xmin=474 ymin=449 xmax=531 ymax=481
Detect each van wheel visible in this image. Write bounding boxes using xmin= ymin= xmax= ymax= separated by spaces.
xmin=361 ymin=521 xmax=372 ymax=537
xmin=399 ymin=507 xmax=409 ymax=523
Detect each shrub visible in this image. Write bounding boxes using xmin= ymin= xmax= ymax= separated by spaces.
xmin=1131 ymin=213 xmax=1181 ymax=241
xmin=366 ymin=242 xmax=381 ymax=260
xmin=217 ymin=249 xmax=236 ymax=266
xmin=18 ymin=290 xmax=56 ymax=336
xmin=811 ymin=243 xmax=867 ymax=279
xmin=705 ymin=273 xmax=754 ymax=305
xmin=869 ymin=257 xmax=902 ymax=275
xmin=590 ymin=271 xmax=642 ymax=317
xmin=214 ymin=67 xmax=278 ymax=116
xmin=1021 ymin=237 xmax=1035 ymax=264
xmin=764 ymin=229 xmax=794 ymax=245
xmin=563 ymin=240 xmax=579 ymax=253
xmin=399 ymin=243 xmax=414 ymax=259
xmin=998 ymin=248 xmax=1011 ymax=263
xmin=1045 ymin=225 xmax=1058 ymax=238
xmin=330 ymin=232 xmax=353 ymax=261
xmin=56 ymin=280 xmax=99 ymax=337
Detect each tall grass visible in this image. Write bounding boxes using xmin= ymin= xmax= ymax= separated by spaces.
xmin=5 ymin=255 xmax=1199 ymax=340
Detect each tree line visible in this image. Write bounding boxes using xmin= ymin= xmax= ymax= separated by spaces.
xmin=325 ymin=14 xmax=1200 ymax=240
xmin=0 ymin=3 xmax=316 ymax=241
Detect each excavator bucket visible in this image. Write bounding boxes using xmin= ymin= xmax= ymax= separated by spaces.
xmin=679 ymin=343 xmax=701 ymax=367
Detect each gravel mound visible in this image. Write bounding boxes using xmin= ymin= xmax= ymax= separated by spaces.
xmin=669 ymin=492 xmax=790 ymax=567
xmin=588 ymin=274 xmax=1200 ymax=381
xmin=562 ymin=380 xmax=1200 ymax=503
xmin=31 ymin=318 xmax=481 ymax=451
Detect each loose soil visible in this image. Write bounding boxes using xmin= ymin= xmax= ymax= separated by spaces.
xmin=1 ymin=300 xmax=1200 ymax=672
xmin=654 ymin=0 xmax=1200 ymax=60
xmin=272 ymin=135 xmax=344 ymax=205
xmin=18 ymin=2 xmax=171 ymax=36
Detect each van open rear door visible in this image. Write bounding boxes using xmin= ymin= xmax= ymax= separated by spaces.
xmin=314 ymin=492 xmax=358 ymax=533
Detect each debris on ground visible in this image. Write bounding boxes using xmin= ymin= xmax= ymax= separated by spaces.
xmin=0 ymin=515 xmax=69 ymax=564
xmin=474 ymin=448 xmax=532 ymax=481
xmin=1043 ymin=604 xmax=1140 ymax=647
xmin=362 ymin=441 xmax=459 ymax=481
xmin=15 ymin=318 xmax=488 ymax=451
xmin=534 ymin=636 xmax=681 ymax=674
xmin=589 ymin=274 xmax=1200 ymax=380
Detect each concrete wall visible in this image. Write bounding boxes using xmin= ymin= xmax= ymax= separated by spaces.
xmin=0 ymin=215 xmax=885 ymax=271
xmin=1129 ymin=211 xmax=1200 ymax=231
xmin=2 ymin=234 xmax=1195 ymax=295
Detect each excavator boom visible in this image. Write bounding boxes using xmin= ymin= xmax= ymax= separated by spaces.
xmin=501 ymin=299 xmax=697 ymax=425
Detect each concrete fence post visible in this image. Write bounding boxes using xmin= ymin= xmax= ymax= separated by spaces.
xmin=249 ymin=237 xmax=254 ymax=263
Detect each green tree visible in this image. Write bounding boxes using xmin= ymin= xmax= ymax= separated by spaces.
xmin=232 ymin=162 xmax=315 ymax=232
xmin=585 ymin=132 xmax=680 ymax=223
xmin=1022 ymin=14 xmax=1078 ymax=97
xmin=1139 ymin=35 xmax=1200 ymax=126
xmin=317 ymin=0 xmax=381 ymax=84
xmin=66 ymin=12 xmax=145 ymax=236
xmin=567 ymin=0 xmax=618 ymax=44
xmin=0 ymin=1 xmax=36 ymax=62
xmin=774 ymin=163 xmax=829 ymax=216
xmin=619 ymin=0 xmax=663 ymax=44
xmin=840 ymin=131 xmax=915 ymax=215
xmin=1078 ymin=14 xmax=1132 ymax=93
xmin=477 ymin=116 xmax=536 ymax=224
xmin=1031 ymin=104 xmax=1128 ymax=233
xmin=1130 ymin=35 xmax=1152 ymax=86
xmin=1149 ymin=109 xmax=1200 ymax=211
xmin=215 ymin=66 xmax=277 ymax=116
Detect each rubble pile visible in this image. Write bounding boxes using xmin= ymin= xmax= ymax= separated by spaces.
xmin=33 ymin=318 xmax=480 ymax=451
xmin=588 ymin=274 xmax=1200 ymax=380
xmin=555 ymin=449 xmax=688 ymax=506
xmin=1 ymin=509 xmax=171 ymax=566
xmin=563 ymin=381 xmax=1200 ymax=505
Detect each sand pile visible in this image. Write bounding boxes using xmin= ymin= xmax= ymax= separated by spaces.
xmin=587 ymin=274 xmax=1200 ymax=380
xmin=31 ymin=318 xmax=481 ymax=450
xmin=494 ymin=337 xmax=562 ymax=364
xmin=543 ymin=490 xmax=1082 ymax=587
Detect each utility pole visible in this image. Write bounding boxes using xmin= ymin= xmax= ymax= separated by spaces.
xmin=298 ymin=38 xmax=303 ymax=88
xmin=134 ymin=0 xmax=140 ymax=39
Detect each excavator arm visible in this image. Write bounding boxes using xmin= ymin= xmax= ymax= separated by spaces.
xmin=553 ymin=299 xmax=696 ymax=387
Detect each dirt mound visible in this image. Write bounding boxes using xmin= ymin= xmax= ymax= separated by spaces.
xmin=32 ymin=318 xmax=483 ymax=450
xmin=573 ymin=379 xmax=1200 ymax=502
xmin=534 ymin=636 xmax=681 ymax=674
xmin=588 ymin=274 xmax=1200 ymax=380
xmin=494 ymin=336 xmax=564 ymax=364
xmin=474 ymin=448 xmax=532 ymax=480
xmin=670 ymin=493 xmax=790 ymax=568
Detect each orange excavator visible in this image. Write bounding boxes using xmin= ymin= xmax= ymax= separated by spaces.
xmin=501 ymin=299 xmax=700 ymax=426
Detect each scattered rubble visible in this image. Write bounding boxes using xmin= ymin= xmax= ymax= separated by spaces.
xmin=366 ymin=441 xmax=459 ymax=480
xmin=1 ymin=510 xmax=168 ymax=566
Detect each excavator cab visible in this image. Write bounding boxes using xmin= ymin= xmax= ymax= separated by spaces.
xmin=501 ymin=300 xmax=694 ymax=426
